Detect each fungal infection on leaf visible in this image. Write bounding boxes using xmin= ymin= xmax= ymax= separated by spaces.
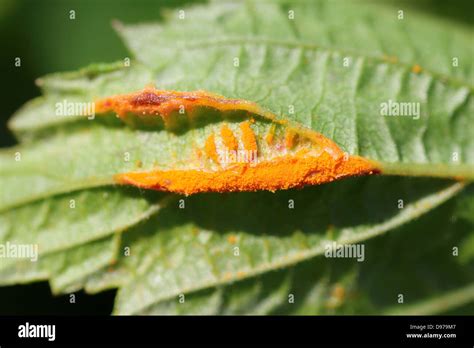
xmin=411 ymin=64 xmax=422 ymax=74
xmin=239 ymin=121 xmax=258 ymax=153
xmin=94 ymin=87 xmax=380 ymax=194
xmin=220 ymin=124 xmax=239 ymax=152
xmin=204 ymin=133 xmax=220 ymax=165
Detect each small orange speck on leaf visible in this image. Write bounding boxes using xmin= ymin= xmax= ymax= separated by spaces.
xmin=195 ymin=148 xmax=203 ymax=159
xmin=325 ymin=284 xmax=346 ymax=309
xmin=411 ymin=64 xmax=422 ymax=74
xmin=227 ymin=235 xmax=238 ymax=244
xmin=332 ymin=284 xmax=346 ymax=301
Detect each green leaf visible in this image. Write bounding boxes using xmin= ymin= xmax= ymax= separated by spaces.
xmin=85 ymin=178 xmax=465 ymax=314
xmin=115 ymin=0 xmax=474 ymax=173
xmin=7 ymin=1 xmax=474 ymax=182
xmin=0 ymin=236 xmax=119 ymax=294
xmin=0 ymin=187 xmax=167 ymax=292
xmin=2 ymin=106 xmax=365 ymax=210
xmin=132 ymin=185 xmax=474 ymax=315
xmin=1 ymin=0 xmax=473 ymax=315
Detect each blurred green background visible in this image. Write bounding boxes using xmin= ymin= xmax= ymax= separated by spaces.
xmin=0 ymin=0 xmax=472 ymax=314
xmin=0 ymin=0 xmax=200 ymax=148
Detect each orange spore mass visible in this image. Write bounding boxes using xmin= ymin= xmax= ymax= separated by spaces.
xmin=95 ymin=87 xmax=264 ymax=120
xmin=411 ymin=64 xmax=422 ymax=74
xmin=227 ymin=235 xmax=238 ymax=244
xmin=266 ymin=125 xmax=275 ymax=145
xmin=204 ymin=134 xmax=220 ymax=164
xmin=285 ymin=130 xmax=296 ymax=149
xmin=239 ymin=121 xmax=258 ymax=153
xmin=115 ymin=151 xmax=379 ymax=195
xmin=97 ymin=87 xmax=380 ymax=194
xmin=220 ymin=124 xmax=238 ymax=151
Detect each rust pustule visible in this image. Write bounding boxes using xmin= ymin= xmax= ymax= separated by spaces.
xmin=95 ymin=87 xmax=263 ymax=120
xmin=220 ymin=124 xmax=239 ymax=151
xmin=116 ymin=150 xmax=379 ymax=195
xmin=204 ymin=133 xmax=220 ymax=164
xmin=95 ymin=87 xmax=381 ymax=194
xmin=239 ymin=121 xmax=258 ymax=153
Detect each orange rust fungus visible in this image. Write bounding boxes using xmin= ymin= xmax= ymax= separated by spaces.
xmin=194 ymin=147 xmax=203 ymax=160
xmin=266 ymin=125 xmax=276 ymax=145
xmin=102 ymin=87 xmax=381 ymax=194
xmin=204 ymin=134 xmax=220 ymax=164
xmin=95 ymin=86 xmax=265 ymax=121
xmin=285 ymin=129 xmax=297 ymax=149
xmin=326 ymin=284 xmax=346 ymax=309
xmin=239 ymin=121 xmax=258 ymax=153
xmin=220 ymin=124 xmax=239 ymax=151
xmin=411 ymin=64 xmax=422 ymax=74
xmin=115 ymin=150 xmax=379 ymax=195
xmin=332 ymin=284 xmax=346 ymax=301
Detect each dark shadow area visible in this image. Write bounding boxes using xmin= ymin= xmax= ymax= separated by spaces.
xmin=385 ymin=0 xmax=474 ymax=26
xmin=0 ymin=0 xmax=200 ymax=147
xmin=145 ymin=176 xmax=455 ymax=238
xmin=0 ymin=282 xmax=116 ymax=315
xmin=356 ymin=198 xmax=474 ymax=312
